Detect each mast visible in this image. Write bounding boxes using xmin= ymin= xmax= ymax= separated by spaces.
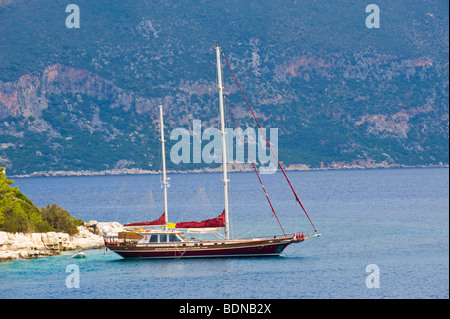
xmin=216 ymin=43 xmax=230 ymax=240
xmin=159 ymin=105 xmax=169 ymax=231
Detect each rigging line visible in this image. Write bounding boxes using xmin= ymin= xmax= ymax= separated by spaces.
xmin=224 ymin=95 xmax=285 ymax=236
xmin=110 ymin=180 xmax=127 ymax=210
xmin=221 ymin=49 xmax=317 ymax=232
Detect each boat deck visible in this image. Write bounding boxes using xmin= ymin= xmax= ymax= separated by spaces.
xmin=103 ymin=233 xmax=313 ymax=259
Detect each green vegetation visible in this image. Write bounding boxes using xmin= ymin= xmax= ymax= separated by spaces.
xmin=0 ymin=167 xmax=51 ymax=233
xmin=0 ymin=167 xmax=84 ymax=234
xmin=40 ymin=203 xmax=84 ymax=235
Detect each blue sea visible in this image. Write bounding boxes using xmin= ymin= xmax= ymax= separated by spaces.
xmin=0 ymin=168 xmax=448 ymax=299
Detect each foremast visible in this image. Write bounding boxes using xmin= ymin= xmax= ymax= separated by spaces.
xmin=159 ymin=105 xmax=170 ymax=231
xmin=215 ymin=43 xmax=230 ymax=240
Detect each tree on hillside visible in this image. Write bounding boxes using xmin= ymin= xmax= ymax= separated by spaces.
xmin=0 ymin=167 xmax=84 ymax=234
xmin=0 ymin=167 xmax=52 ymax=233
xmin=40 ymin=203 xmax=84 ymax=235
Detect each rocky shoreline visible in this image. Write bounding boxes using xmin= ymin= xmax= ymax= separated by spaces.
xmin=0 ymin=221 xmax=123 ymax=262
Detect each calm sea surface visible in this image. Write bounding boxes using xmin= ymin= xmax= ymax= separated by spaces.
xmin=0 ymin=168 xmax=448 ymax=299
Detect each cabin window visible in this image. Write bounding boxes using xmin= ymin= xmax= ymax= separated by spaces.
xmin=149 ymin=235 xmax=158 ymax=243
xmin=159 ymin=235 xmax=167 ymax=243
xmin=169 ymin=234 xmax=181 ymax=242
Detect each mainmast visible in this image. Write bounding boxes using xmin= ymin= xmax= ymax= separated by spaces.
xmin=159 ymin=105 xmax=169 ymax=231
xmin=216 ymin=43 xmax=230 ymax=240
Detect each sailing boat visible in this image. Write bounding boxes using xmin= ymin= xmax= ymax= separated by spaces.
xmin=103 ymin=44 xmax=320 ymax=259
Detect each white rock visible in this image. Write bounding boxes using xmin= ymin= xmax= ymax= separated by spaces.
xmin=0 ymin=221 xmax=123 ymax=261
xmin=29 ymin=233 xmax=45 ymax=250
xmin=97 ymin=221 xmax=124 ymax=236
xmin=0 ymin=232 xmax=13 ymax=246
xmin=41 ymin=232 xmax=59 ymax=249
xmin=10 ymin=233 xmax=30 ymax=250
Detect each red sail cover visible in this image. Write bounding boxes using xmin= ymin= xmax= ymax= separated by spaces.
xmin=175 ymin=210 xmax=225 ymax=229
xmin=123 ymin=212 xmax=166 ymax=227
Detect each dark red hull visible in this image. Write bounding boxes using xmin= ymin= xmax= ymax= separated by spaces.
xmin=105 ymin=235 xmax=303 ymax=259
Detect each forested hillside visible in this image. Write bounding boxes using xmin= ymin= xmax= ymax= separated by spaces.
xmin=0 ymin=0 xmax=448 ymax=175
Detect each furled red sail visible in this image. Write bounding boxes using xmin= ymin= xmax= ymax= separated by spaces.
xmin=175 ymin=210 xmax=225 ymax=229
xmin=123 ymin=212 xmax=166 ymax=227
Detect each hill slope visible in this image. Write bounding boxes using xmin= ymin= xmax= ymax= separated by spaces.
xmin=0 ymin=0 xmax=448 ymax=175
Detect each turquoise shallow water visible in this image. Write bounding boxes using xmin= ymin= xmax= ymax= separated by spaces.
xmin=1 ymin=168 xmax=448 ymax=298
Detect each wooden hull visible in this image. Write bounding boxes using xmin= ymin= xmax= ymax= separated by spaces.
xmin=105 ymin=235 xmax=303 ymax=259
